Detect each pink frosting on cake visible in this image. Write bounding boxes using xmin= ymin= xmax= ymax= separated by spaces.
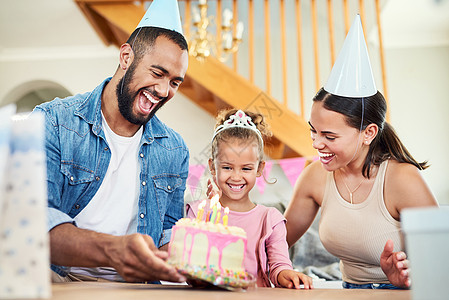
xmin=179 ymin=225 xmax=246 ymax=272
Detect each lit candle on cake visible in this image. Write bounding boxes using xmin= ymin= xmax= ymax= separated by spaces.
xmin=223 ymin=207 xmax=229 ymax=226
xmin=210 ymin=203 xmax=218 ymax=223
xmin=196 ymin=200 xmax=206 ymax=221
xmin=209 ymin=194 xmax=219 ymax=223
xmin=215 ymin=202 xmax=222 ymax=224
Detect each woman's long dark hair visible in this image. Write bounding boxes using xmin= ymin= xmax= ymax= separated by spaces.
xmin=313 ymin=88 xmax=428 ymax=178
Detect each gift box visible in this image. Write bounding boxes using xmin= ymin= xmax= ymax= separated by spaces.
xmin=0 ymin=105 xmax=51 ymax=298
xmin=401 ymin=206 xmax=449 ymax=300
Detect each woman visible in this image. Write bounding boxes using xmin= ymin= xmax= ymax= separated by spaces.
xmin=284 ymin=15 xmax=438 ymax=289
xmin=284 ymin=88 xmax=437 ymax=289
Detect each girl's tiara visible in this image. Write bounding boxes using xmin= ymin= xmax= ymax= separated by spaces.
xmin=212 ymin=110 xmax=263 ymax=145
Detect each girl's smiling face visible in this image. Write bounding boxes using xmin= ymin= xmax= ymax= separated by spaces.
xmin=209 ymin=137 xmax=264 ymax=208
xmin=309 ymin=101 xmax=365 ymax=171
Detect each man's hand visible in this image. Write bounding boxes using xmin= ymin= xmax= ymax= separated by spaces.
xmin=277 ymin=270 xmax=314 ymax=289
xmin=105 ymin=233 xmax=185 ymax=283
xmin=380 ymin=239 xmax=411 ymax=288
xmin=50 ymin=224 xmax=185 ymax=283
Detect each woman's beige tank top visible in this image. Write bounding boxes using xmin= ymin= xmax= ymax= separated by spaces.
xmin=319 ymin=160 xmax=403 ymax=284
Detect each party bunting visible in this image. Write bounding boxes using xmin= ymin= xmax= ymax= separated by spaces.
xmin=187 ymin=156 xmax=318 ymax=195
xmin=187 ymin=164 xmax=206 ymax=196
xmin=278 ymin=157 xmax=307 ymax=187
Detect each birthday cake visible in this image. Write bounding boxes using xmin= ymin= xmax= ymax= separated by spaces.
xmin=168 ymin=218 xmax=252 ymax=288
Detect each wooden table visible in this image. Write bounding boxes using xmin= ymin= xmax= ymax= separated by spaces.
xmin=50 ymin=281 xmax=411 ymax=300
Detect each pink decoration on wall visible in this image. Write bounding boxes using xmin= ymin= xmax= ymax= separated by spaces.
xmin=279 ymin=157 xmax=307 ymax=187
xmin=187 ymin=164 xmax=206 ymax=195
xmin=255 ymin=160 xmax=273 ymax=195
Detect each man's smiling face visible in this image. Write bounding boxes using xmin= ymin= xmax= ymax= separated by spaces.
xmin=116 ymin=35 xmax=188 ymax=125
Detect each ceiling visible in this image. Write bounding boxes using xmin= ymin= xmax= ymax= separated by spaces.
xmin=1 ymin=0 xmax=448 ymax=61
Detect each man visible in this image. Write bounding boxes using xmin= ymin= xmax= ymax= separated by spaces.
xmin=33 ymin=0 xmax=188 ymax=283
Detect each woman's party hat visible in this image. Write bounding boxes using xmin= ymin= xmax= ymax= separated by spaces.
xmin=324 ymin=14 xmax=377 ymax=97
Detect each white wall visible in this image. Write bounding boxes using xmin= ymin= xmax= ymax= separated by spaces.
xmin=386 ymin=45 xmax=449 ymax=204
xmin=0 ymin=46 xmax=118 ymax=103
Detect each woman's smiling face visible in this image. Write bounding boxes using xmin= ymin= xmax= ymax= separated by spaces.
xmin=309 ymin=101 xmax=363 ymax=171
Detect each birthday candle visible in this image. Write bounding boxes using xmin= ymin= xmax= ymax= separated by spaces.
xmin=196 ymin=200 xmax=206 ymax=221
xmin=223 ymin=207 xmax=229 ymax=226
xmin=215 ymin=202 xmax=222 ymax=224
xmin=208 ymin=194 xmax=219 ymax=223
xmin=210 ymin=203 xmax=218 ymax=223
xmin=210 ymin=194 xmax=219 ymax=205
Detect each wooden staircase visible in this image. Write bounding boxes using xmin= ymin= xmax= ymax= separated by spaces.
xmin=75 ymin=0 xmax=316 ymax=159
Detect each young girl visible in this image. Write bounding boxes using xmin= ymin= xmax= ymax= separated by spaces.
xmin=186 ymin=109 xmax=313 ymax=289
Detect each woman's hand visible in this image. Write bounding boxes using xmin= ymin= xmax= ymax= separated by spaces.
xmin=380 ymin=239 xmax=411 ymax=288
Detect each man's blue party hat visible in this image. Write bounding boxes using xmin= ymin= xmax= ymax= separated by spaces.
xmin=136 ymin=0 xmax=183 ymax=36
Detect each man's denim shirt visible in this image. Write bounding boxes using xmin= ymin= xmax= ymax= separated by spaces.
xmin=34 ymin=78 xmax=189 ymax=276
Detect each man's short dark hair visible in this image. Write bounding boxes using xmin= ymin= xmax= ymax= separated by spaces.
xmin=126 ymin=27 xmax=188 ymax=63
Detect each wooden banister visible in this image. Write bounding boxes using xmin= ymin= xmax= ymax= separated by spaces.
xmin=327 ymin=0 xmax=336 ymax=65
xmin=311 ymin=0 xmax=320 ymax=92
xmin=343 ymin=0 xmax=350 ymax=34
xmin=375 ymin=0 xmax=389 ymax=121
xmin=76 ymin=0 xmax=389 ymax=158
xmin=248 ymin=0 xmax=254 ymax=84
xmin=280 ymin=0 xmax=288 ymax=106
xmin=232 ymin=0 xmax=238 ymax=71
xmin=295 ymin=0 xmax=305 ymax=118
xmin=216 ymin=0 xmax=222 ymax=59
xmin=264 ymin=0 xmax=271 ymax=95
xmin=184 ymin=0 xmax=191 ymax=40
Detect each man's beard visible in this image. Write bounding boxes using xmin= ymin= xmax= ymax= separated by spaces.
xmin=116 ymin=62 xmax=166 ymax=125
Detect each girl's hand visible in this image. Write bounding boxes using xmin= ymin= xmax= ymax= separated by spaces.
xmin=206 ymin=178 xmax=222 ymax=200
xmin=277 ymin=270 xmax=314 ymax=289
xmin=380 ymin=239 xmax=411 ymax=288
